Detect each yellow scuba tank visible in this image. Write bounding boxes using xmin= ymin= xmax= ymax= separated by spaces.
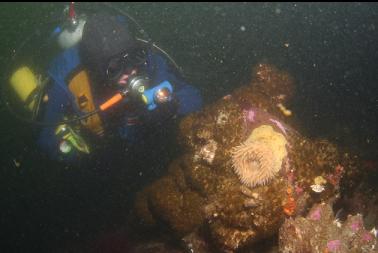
xmin=9 ymin=66 xmax=49 ymax=120
xmin=9 ymin=66 xmax=39 ymax=111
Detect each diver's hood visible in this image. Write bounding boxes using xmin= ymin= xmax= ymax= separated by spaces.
xmin=79 ymin=13 xmax=139 ymax=82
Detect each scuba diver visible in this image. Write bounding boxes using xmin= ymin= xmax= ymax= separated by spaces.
xmin=8 ymin=5 xmax=202 ymax=163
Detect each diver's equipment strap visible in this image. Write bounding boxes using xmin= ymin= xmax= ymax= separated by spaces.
xmin=23 ymin=86 xmax=41 ymax=108
xmin=68 ymin=70 xmax=104 ymax=136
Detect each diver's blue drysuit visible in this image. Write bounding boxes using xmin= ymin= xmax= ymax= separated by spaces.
xmin=37 ymin=45 xmax=202 ymax=162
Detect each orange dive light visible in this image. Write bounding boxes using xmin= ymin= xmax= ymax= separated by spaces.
xmin=98 ymin=75 xmax=149 ymax=111
xmin=99 ymin=92 xmax=125 ymax=111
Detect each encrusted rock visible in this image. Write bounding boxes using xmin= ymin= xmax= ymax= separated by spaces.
xmin=279 ymin=202 xmax=377 ymax=253
xmin=132 ymin=63 xmax=361 ymax=252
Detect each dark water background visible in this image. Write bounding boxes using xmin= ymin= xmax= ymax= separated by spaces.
xmin=0 ymin=2 xmax=377 ymax=252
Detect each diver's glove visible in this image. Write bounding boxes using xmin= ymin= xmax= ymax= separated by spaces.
xmin=142 ymin=80 xmax=173 ymax=111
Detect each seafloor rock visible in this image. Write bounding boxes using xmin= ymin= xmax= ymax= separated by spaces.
xmin=132 ymin=63 xmax=363 ymax=252
xmin=336 ymin=168 xmax=378 ymax=233
xmin=279 ymin=202 xmax=377 ymax=253
xmin=129 ymin=240 xmax=185 ymax=253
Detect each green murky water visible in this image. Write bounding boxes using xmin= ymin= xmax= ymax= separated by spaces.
xmin=0 ymin=3 xmax=377 ymax=252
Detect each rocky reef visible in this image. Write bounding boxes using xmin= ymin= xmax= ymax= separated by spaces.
xmin=279 ymin=202 xmax=377 ymax=253
xmin=130 ymin=63 xmax=374 ymax=252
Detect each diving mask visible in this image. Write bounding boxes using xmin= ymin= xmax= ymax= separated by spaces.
xmin=106 ymin=48 xmax=148 ymax=82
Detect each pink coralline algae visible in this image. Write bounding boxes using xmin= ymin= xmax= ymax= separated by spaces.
xmin=242 ymin=109 xmax=256 ymax=123
xmin=294 ymin=184 xmax=304 ymax=195
xmin=327 ymin=239 xmax=341 ymax=252
xmin=287 ymin=170 xmax=296 ymax=184
xmin=350 ymin=220 xmax=362 ymax=232
xmin=279 ymin=202 xmax=378 ymax=252
xmin=309 ymin=207 xmax=322 ymax=221
xmin=269 ymin=118 xmax=287 ymax=135
xmin=362 ymin=232 xmax=374 ymax=242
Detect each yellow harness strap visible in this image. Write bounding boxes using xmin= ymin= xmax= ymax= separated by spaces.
xmin=68 ymin=70 xmax=104 ymax=136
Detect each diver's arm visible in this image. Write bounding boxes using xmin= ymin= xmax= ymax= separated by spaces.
xmin=173 ymin=81 xmax=203 ymax=116
xmin=150 ymin=53 xmax=203 ymax=116
xmin=116 ymin=52 xmax=203 ymax=144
